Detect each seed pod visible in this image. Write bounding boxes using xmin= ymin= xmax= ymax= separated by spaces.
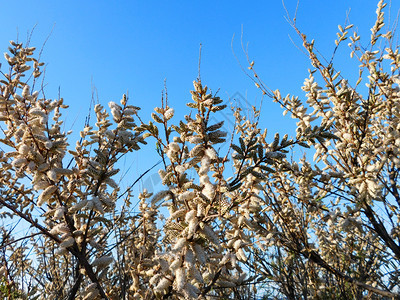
xmin=185 ymin=210 xmax=197 ymax=223
xmin=170 ymin=257 xmax=182 ymax=272
xmin=175 ymin=268 xmax=186 ymax=291
xmin=164 ymin=108 xmax=175 ymax=120
xmin=37 ymin=185 xmax=57 ymax=206
xmin=60 ymin=236 xmax=75 ymax=248
xmin=154 ymin=277 xmax=171 ymax=293
xmin=200 ymin=223 xmax=219 ymax=245
xmin=92 ymin=255 xmax=114 ymax=268
xmin=70 ymin=200 xmax=88 ymax=213
xmin=12 ymin=158 xmax=27 ymax=168
xmin=205 ymin=147 xmax=218 ymax=160
xmin=236 ymin=248 xmax=247 ymax=261
xmin=173 ymin=237 xmax=187 ymax=251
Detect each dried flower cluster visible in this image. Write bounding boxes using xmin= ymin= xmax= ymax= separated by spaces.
xmin=1 ymin=1 xmax=400 ymax=299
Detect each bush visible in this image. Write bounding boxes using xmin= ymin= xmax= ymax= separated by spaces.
xmin=0 ymin=1 xmax=399 ymax=299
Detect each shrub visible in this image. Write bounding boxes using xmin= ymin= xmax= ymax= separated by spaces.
xmin=0 ymin=1 xmax=399 ymax=299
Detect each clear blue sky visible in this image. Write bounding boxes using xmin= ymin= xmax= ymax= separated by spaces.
xmin=0 ymin=1 xmax=398 ymax=192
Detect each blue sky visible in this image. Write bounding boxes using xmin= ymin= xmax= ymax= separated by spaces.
xmin=1 ymin=0 xmax=399 ymax=192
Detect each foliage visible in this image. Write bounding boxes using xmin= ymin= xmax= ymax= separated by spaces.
xmin=0 ymin=1 xmax=400 ymax=299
